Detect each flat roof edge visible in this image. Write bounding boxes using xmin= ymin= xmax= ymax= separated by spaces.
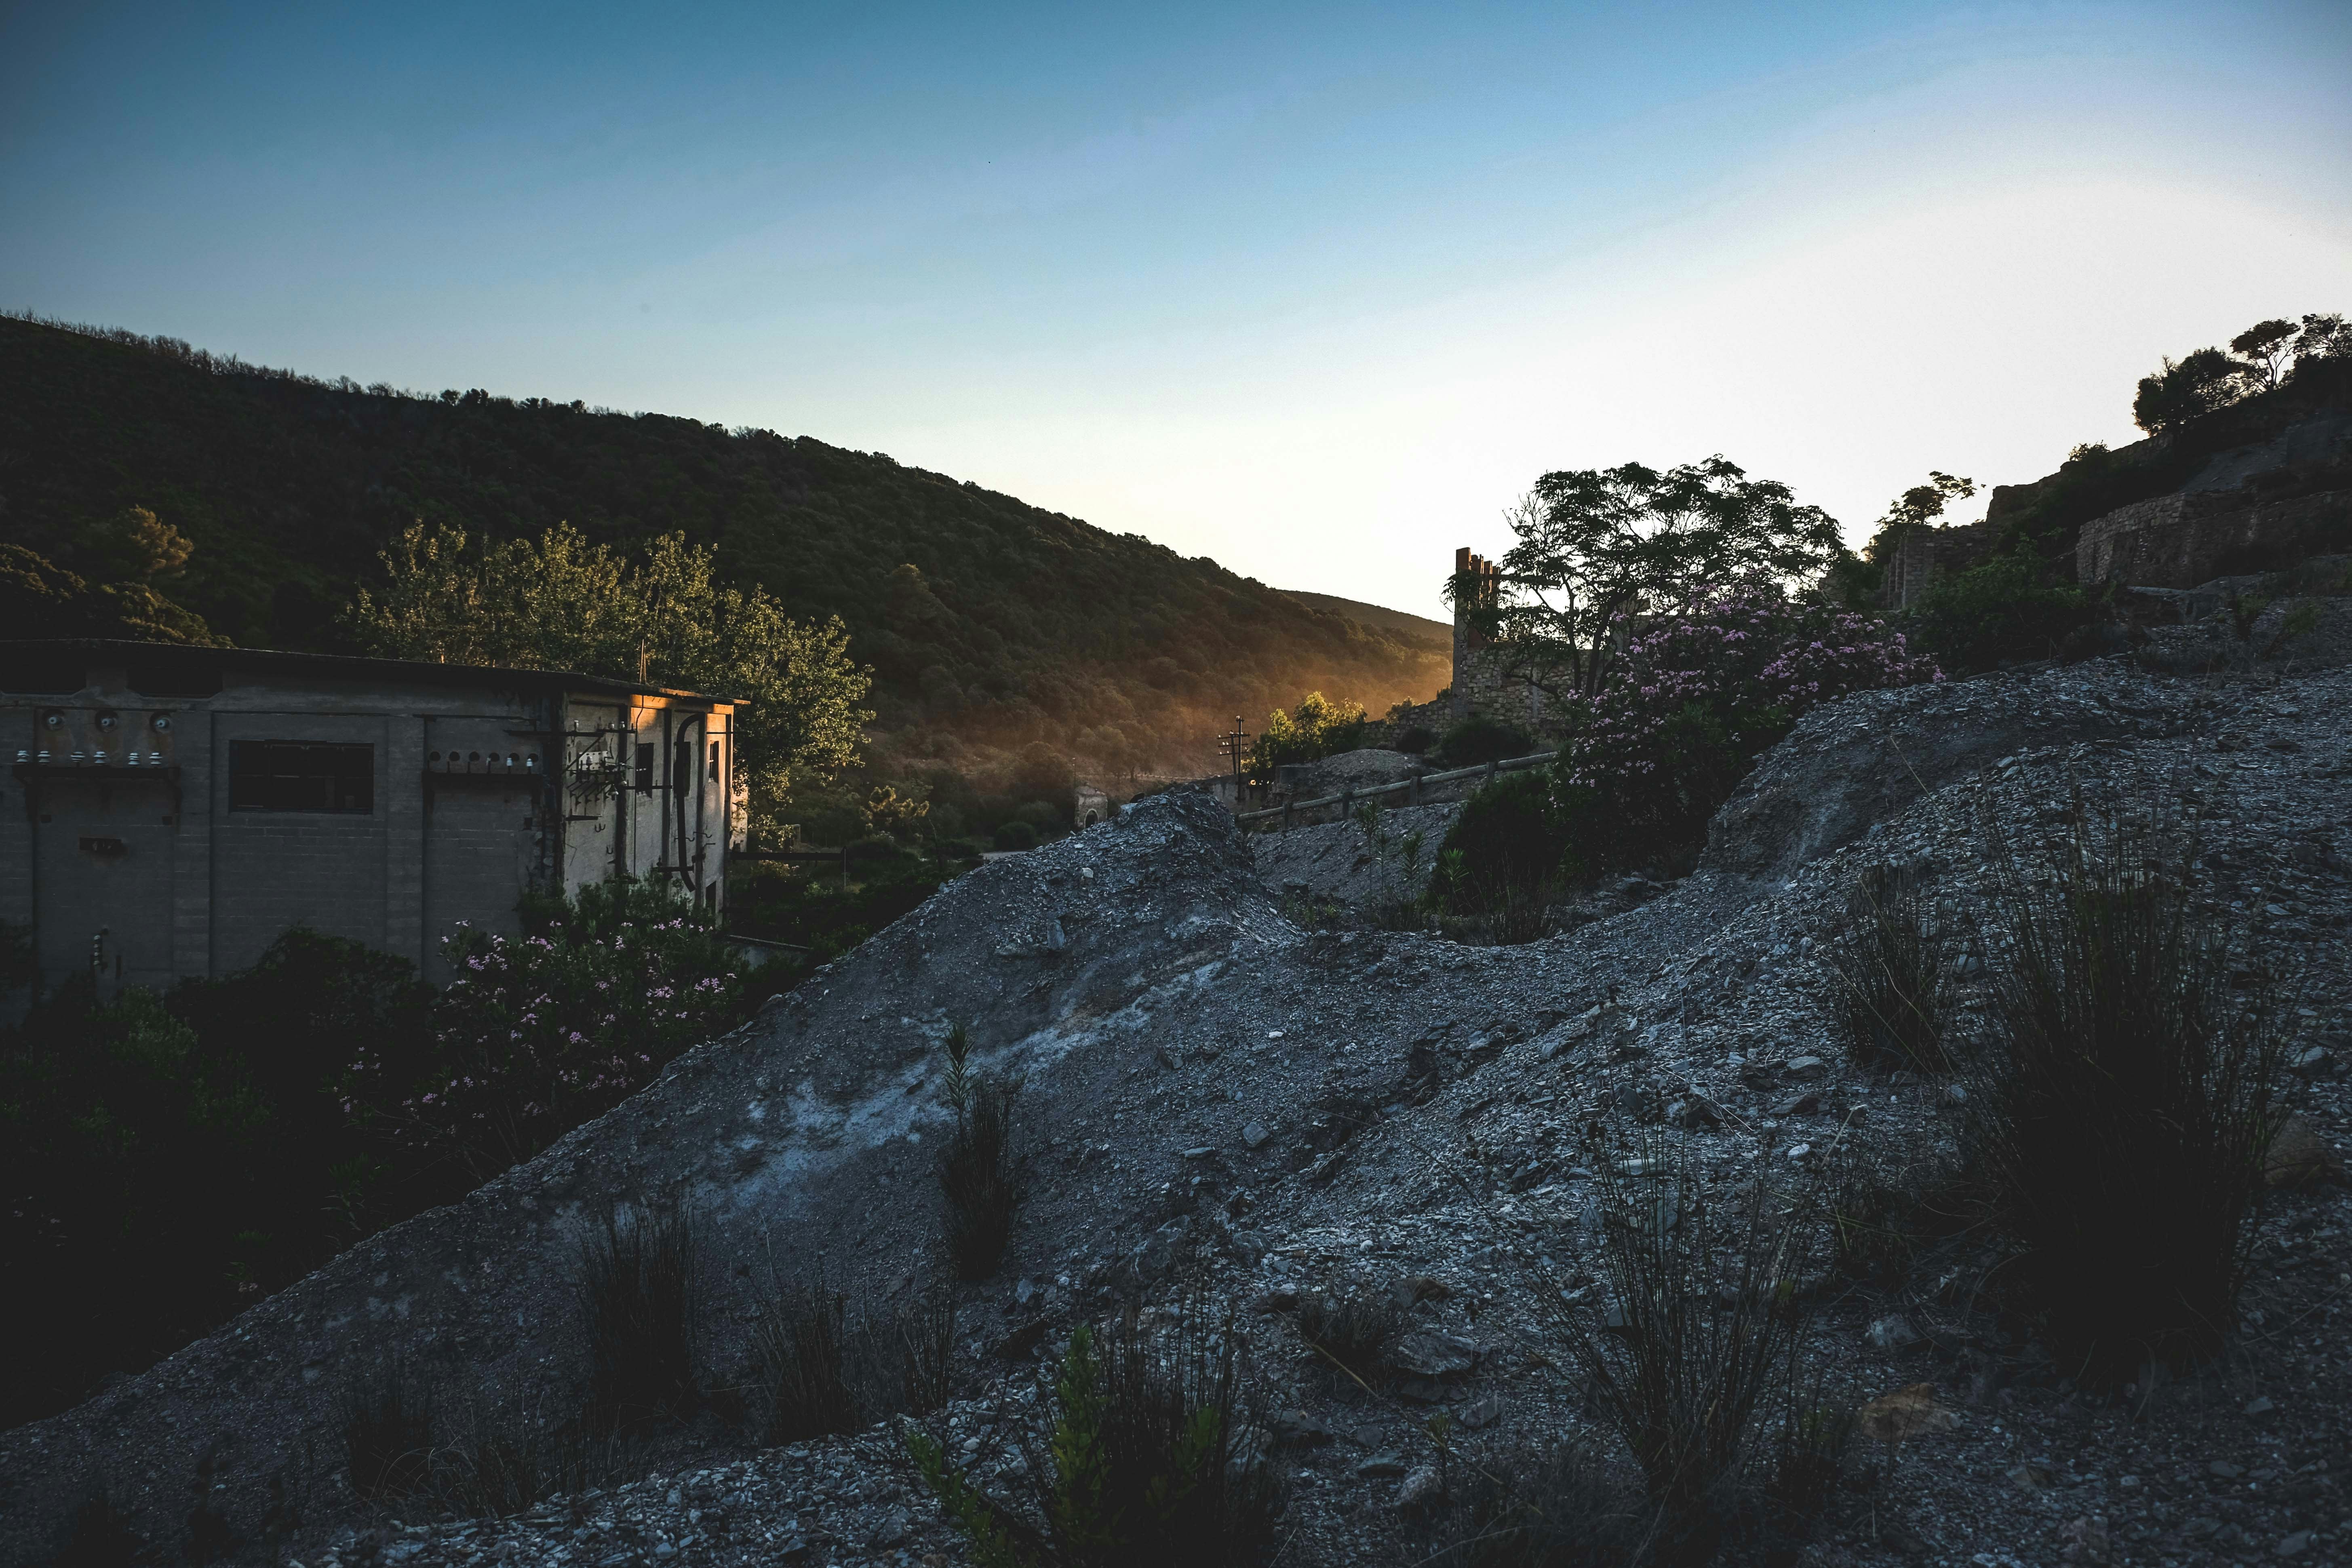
xmin=0 ymin=639 xmax=743 ymax=705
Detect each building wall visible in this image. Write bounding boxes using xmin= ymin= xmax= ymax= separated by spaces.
xmin=209 ymin=709 xmax=393 ymax=972
xmin=1450 ymin=546 xmax=1552 ymax=733
xmin=3 ymin=652 xmax=733 ymax=1003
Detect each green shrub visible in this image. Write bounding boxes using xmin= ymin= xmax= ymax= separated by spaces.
xmin=1543 ymin=1132 xmax=1840 ymax=1562
xmin=1905 ymin=549 xmax=2092 ymax=674
xmin=342 ymin=1360 xmax=436 ymax=1500
xmin=1431 ymin=772 xmax=1568 ymax=943
xmin=1434 ymin=714 xmax=1535 ymax=768
xmin=938 ymin=1024 xmax=1024 ymax=1279
xmin=578 ymin=1204 xmax=701 ymax=1429
xmin=726 ymin=849 xmax=964 ymax=961
xmin=1828 ymin=864 xmax=1953 ymax=1075
xmin=994 ymin=819 xmax=1040 ymax=852
xmin=1965 ymin=808 xmax=2293 ymax=1387
xmin=1 ymin=978 xmax=303 ymax=1425
xmin=1250 ymin=690 xmax=1368 ymax=773
xmin=909 ymin=1305 xmax=1283 ymax=1567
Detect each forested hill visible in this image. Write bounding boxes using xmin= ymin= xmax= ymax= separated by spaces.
xmin=1279 ymin=590 xmax=1449 ymax=648
xmin=0 ymin=315 xmax=1445 ymax=777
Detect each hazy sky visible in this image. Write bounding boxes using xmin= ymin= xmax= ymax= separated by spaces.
xmin=5 ymin=2 xmax=2348 ymax=618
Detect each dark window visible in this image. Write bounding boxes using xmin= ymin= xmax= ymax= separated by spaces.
xmin=228 ymin=741 xmax=374 ymax=813
xmin=634 ymin=742 xmax=655 ymax=793
xmin=2 ymin=653 xmax=88 ymax=693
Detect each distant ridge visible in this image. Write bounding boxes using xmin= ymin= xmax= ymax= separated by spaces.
xmin=0 ymin=314 xmax=1446 ymax=776
xmin=1281 ymin=590 xmax=1450 ymax=649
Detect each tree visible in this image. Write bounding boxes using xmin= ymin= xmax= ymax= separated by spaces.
xmin=2132 ymin=347 xmax=2245 ymax=434
xmin=1250 ymin=690 xmax=1366 ymax=772
xmin=2130 ymin=311 xmax=2351 ymax=434
xmin=76 ymin=506 xmax=194 ymax=581
xmin=2230 ymin=319 xmax=2298 ymax=392
xmin=1878 ymin=471 xmax=1977 ymax=532
xmin=0 ymin=543 xmax=221 ymax=644
xmin=2294 ymin=312 xmax=2352 ymax=371
xmin=1857 ymin=471 xmax=1979 ymax=583
xmin=347 ymin=523 xmax=873 ymax=836
xmin=1463 ymin=456 xmax=1843 ymax=700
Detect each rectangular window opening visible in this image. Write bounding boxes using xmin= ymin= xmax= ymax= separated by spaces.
xmin=228 ymin=741 xmax=374 ymax=814
xmin=634 ymin=742 xmax=655 ymax=793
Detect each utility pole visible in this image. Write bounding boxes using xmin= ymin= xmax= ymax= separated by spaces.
xmin=1217 ymin=714 xmax=1250 ymax=808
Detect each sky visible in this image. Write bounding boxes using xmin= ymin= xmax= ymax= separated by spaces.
xmin=4 ymin=1 xmax=2348 ymax=620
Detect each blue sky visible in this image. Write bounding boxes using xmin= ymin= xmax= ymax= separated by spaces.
xmin=5 ymin=1 xmax=2348 ymax=617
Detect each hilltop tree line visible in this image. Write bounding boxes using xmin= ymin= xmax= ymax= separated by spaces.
xmin=0 ymin=312 xmax=1446 ymax=791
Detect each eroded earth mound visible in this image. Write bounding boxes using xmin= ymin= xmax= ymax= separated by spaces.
xmin=7 ymin=658 xmax=2351 ymax=1568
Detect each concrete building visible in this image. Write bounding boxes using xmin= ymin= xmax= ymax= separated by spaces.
xmin=2 ymin=639 xmax=740 ymax=1001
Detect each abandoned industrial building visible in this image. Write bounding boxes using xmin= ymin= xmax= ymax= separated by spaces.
xmin=1 ymin=639 xmax=741 ymax=1003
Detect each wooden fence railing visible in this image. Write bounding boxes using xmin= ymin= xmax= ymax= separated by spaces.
xmin=1234 ymin=750 xmax=1557 ymax=833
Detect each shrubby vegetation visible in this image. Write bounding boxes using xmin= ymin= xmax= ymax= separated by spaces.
xmin=0 ymin=540 xmax=221 ymax=645
xmin=0 ymin=879 xmax=757 ymax=1429
xmin=340 ymin=877 xmax=748 ymax=1178
xmin=1963 ymin=809 xmax=2294 ymax=1387
xmin=2132 ymin=313 xmax=2350 ymax=435
xmin=1456 ymin=456 xmax=1844 ymax=702
xmin=1248 ymin=689 xmax=1366 ymax=773
xmin=1430 ymin=577 xmax=1937 ymax=937
xmin=910 ymin=1304 xmax=1282 ymax=1567
xmin=1431 ymin=713 xmax=1535 ymax=768
xmin=1894 ymin=310 xmax=2352 ymax=672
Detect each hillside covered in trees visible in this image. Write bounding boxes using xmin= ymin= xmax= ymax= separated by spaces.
xmin=0 ymin=315 xmax=1445 ymax=780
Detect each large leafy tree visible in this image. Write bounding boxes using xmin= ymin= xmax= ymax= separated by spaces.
xmin=0 ymin=542 xmax=221 ymax=645
xmin=1460 ymin=456 xmax=1843 ymax=700
xmin=1249 ymin=690 xmax=1367 ymax=773
xmin=348 ymin=522 xmax=872 ymax=835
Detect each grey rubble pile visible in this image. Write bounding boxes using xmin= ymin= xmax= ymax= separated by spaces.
xmin=9 ymin=659 xmax=2352 ymax=1568
xmin=1251 ymin=799 xmax=1461 ymax=912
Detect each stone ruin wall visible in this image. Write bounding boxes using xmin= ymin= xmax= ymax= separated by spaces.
xmin=2077 ymin=488 xmax=2352 ymax=588
xmin=1450 ymin=546 xmax=1555 ymax=734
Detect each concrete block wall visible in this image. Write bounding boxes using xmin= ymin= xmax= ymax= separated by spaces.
xmin=2 ymin=648 xmax=736 ymax=1003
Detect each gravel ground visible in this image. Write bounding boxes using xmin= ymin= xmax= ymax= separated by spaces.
xmin=1250 ymin=799 xmax=1461 ymax=914
xmin=13 ymin=658 xmax=2351 ymax=1568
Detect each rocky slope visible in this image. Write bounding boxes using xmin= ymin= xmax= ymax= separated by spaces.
xmin=7 ymin=658 xmax=2351 ymax=1568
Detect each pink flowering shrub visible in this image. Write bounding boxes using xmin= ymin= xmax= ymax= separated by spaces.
xmin=343 ymin=877 xmax=742 ymax=1176
xmin=1434 ymin=582 xmax=1937 ymax=933
xmin=1550 ymin=577 xmax=1940 ymax=868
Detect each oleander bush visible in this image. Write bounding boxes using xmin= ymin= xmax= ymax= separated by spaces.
xmin=344 ymin=876 xmax=743 ymax=1177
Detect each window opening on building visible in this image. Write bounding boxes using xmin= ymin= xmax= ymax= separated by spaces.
xmin=634 ymin=742 xmax=655 ymax=793
xmin=228 ymin=741 xmax=374 ymax=813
